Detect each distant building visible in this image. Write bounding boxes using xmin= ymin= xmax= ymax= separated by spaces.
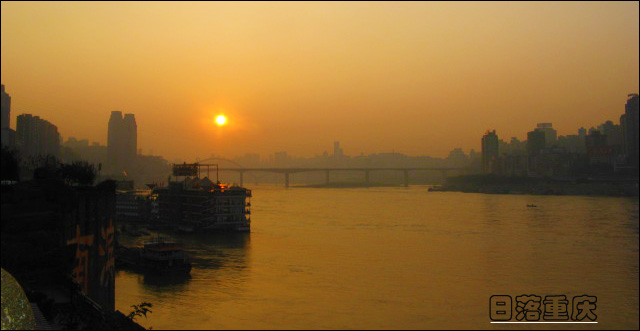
xmin=621 ymin=93 xmax=639 ymax=171
xmin=481 ymin=130 xmax=499 ymax=173
xmin=526 ymin=129 xmax=546 ymax=175
xmin=535 ymin=148 xmax=575 ymax=177
xmin=578 ymin=127 xmax=586 ymax=138
xmin=585 ymin=131 xmax=608 ymax=147
xmin=498 ymin=137 xmax=526 ymax=156
xmin=107 ymin=111 xmax=137 ymax=173
xmin=448 ymin=148 xmax=465 ymax=158
xmin=447 ymin=148 xmax=468 ymax=166
xmin=497 ymin=153 xmax=528 ymax=177
xmin=62 ymin=137 xmax=107 ymax=166
xmin=585 ymin=131 xmax=613 ymax=172
xmin=16 ymin=114 xmax=60 ymax=158
xmin=556 ymin=134 xmax=585 ymax=154
xmin=536 ymin=123 xmax=557 ymax=146
xmin=1 ymin=84 xmax=10 ymax=130
xmin=527 ymin=129 xmax=546 ymax=156
xmin=1 ymin=84 xmax=16 ymax=148
xmin=594 ymin=120 xmax=624 ymax=161
xmin=233 ymin=153 xmax=261 ymax=168
xmin=333 ymin=141 xmax=343 ymax=158
xmin=274 ymin=151 xmax=289 ymax=167
xmin=598 ymin=120 xmax=623 ymax=147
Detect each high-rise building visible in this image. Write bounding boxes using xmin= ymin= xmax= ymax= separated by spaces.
xmin=1 ymin=84 xmax=16 ymax=147
xmin=481 ymin=130 xmax=499 ymax=173
xmin=123 ymin=113 xmax=137 ymax=161
xmin=333 ymin=141 xmax=343 ymax=158
xmin=447 ymin=148 xmax=468 ymax=167
xmin=578 ymin=127 xmax=586 ymax=138
xmin=598 ymin=121 xmax=621 ymax=143
xmin=536 ymin=123 xmax=557 ymax=146
xmin=107 ymin=111 xmax=137 ymax=173
xmin=526 ymin=129 xmax=547 ymax=175
xmin=621 ymin=93 xmax=639 ymax=171
xmin=585 ymin=130 xmax=612 ymax=167
xmin=527 ymin=129 xmax=546 ymax=156
xmin=1 ymin=84 xmax=10 ymax=130
xmin=16 ymin=114 xmax=60 ymax=158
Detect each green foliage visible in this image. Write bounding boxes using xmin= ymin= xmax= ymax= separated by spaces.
xmin=127 ymin=302 xmax=153 ymax=322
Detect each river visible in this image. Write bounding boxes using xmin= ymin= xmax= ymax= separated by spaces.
xmin=115 ymin=185 xmax=639 ymax=329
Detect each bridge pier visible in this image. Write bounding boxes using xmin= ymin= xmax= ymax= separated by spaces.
xmin=285 ymin=172 xmax=290 ymax=188
xmin=365 ymin=170 xmax=370 ymax=184
xmin=325 ymin=170 xmax=330 ymax=185
xmin=239 ymin=171 xmax=244 ymax=187
xmin=403 ymin=170 xmax=409 ymax=187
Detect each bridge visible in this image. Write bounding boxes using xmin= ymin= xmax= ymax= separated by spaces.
xmin=215 ymin=167 xmax=465 ymax=187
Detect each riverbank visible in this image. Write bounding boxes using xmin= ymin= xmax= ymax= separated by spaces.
xmin=438 ymin=174 xmax=639 ymax=197
xmin=294 ymin=181 xmax=405 ymax=188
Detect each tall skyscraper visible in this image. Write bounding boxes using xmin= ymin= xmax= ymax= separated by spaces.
xmin=536 ymin=123 xmax=557 ymax=146
xmin=597 ymin=120 xmax=623 ymax=149
xmin=1 ymin=84 xmax=16 ymax=147
xmin=481 ymin=130 xmax=499 ymax=173
xmin=1 ymin=84 xmax=10 ymax=130
xmin=16 ymin=114 xmax=60 ymax=158
xmin=527 ymin=129 xmax=546 ymax=156
xmin=107 ymin=111 xmax=137 ymax=173
xmin=621 ymin=93 xmax=639 ymax=171
xmin=123 ymin=113 xmax=137 ymax=160
xmin=333 ymin=141 xmax=343 ymax=158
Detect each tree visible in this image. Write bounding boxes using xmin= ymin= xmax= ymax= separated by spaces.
xmin=59 ymin=161 xmax=97 ymax=186
xmin=126 ymin=302 xmax=153 ymax=322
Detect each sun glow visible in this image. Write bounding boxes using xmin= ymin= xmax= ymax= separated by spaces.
xmin=215 ymin=115 xmax=227 ymax=126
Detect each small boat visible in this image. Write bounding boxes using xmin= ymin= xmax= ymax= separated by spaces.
xmin=117 ymin=237 xmax=192 ymax=275
xmin=527 ymin=204 xmax=537 ymax=208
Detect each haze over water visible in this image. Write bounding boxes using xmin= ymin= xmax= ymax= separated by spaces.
xmin=116 ymin=186 xmax=639 ymax=329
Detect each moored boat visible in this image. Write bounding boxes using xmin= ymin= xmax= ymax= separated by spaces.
xmin=116 ymin=238 xmax=192 ymax=275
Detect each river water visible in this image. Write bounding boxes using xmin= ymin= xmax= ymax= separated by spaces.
xmin=115 ymin=185 xmax=639 ymax=329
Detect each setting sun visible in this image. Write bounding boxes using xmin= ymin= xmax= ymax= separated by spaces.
xmin=215 ymin=115 xmax=227 ymax=126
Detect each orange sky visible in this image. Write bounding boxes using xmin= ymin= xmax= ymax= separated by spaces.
xmin=1 ymin=1 xmax=638 ymax=161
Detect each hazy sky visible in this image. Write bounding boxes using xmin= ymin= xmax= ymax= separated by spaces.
xmin=2 ymin=1 xmax=638 ymax=161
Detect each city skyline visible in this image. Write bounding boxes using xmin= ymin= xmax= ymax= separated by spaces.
xmin=2 ymin=81 xmax=636 ymax=164
xmin=2 ymin=84 xmax=638 ymax=164
xmin=1 ymin=2 xmax=639 ymax=161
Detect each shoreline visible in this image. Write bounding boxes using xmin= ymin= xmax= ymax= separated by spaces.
xmin=291 ymin=182 xmax=408 ymax=188
xmin=436 ymin=175 xmax=639 ymax=197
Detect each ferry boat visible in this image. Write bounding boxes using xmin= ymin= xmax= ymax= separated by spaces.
xmin=116 ymin=239 xmax=192 ymax=275
xmin=152 ymin=163 xmax=252 ymax=232
xmin=139 ymin=241 xmax=192 ymax=274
